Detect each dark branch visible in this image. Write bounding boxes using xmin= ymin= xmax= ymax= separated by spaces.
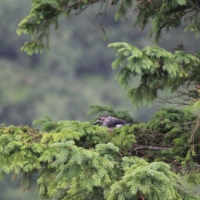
xmin=133 ymin=144 xmax=170 ymax=151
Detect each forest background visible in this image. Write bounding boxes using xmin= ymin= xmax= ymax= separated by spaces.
xmin=1 ymin=0 xmax=200 ymax=199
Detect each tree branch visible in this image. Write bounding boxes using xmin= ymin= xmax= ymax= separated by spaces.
xmin=133 ymin=144 xmax=170 ymax=151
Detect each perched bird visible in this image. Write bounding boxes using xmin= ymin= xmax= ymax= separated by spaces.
xmin=195 ymin=85 xmax=200 ymax=92
xmin=93 ymin=116 xmax=130 ymax=128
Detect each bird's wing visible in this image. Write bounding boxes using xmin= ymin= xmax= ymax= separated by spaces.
xmin=104 ymin=117 xmax=128 ymax=127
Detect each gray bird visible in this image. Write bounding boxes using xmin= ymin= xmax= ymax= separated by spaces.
xmin=93 ymin=116 xmax=130 ymax=128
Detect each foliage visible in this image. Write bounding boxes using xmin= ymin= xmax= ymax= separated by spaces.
xmin=17 ymin=0 xmax=200 ymax=55
xmin=1 ymin=114 xmax=200 ymax=199
xmin=108 ymin=42 xmax=200 ymax=107
xmin=2 ymin=0 xmax=200 ymax=199
xmin=88 ymin=105 xmax=135 ymax=123
xmin=16 ymin=0 xmax=100 ymax=55
xmin=108 ymin=159 xmax=191 ymax=200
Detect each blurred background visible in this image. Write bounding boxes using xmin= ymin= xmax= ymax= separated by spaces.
xmin=1 ymin=0 xmax=200 ymax=199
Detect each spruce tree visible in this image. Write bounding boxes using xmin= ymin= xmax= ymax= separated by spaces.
xmin=1 ymin=0 xmax=200 ymax=199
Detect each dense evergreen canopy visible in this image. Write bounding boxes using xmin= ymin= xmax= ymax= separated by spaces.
xmin=17 ymin=0 xmax=200 ymax=54
xmin=1 ymin=0 xmax=200 ymax=199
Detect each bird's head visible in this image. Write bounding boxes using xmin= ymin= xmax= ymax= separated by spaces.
xmin=93 ymin=116 xmax=107 ymax=125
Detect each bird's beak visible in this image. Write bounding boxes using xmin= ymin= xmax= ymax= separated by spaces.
xmin=93 ymin=120 xmax=100 ymax=125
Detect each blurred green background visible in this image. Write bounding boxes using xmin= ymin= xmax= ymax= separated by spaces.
xmin=1 ymin=0 xmax=200 ymax=199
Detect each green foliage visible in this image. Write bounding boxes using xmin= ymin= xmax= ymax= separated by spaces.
xmin=38 ymin=141 xmax=117 ymax=199
xmin=16 ymin=0 xmax=100 ymax=55
xmin=1 ymin=118 xmax=200 ymax=199
xmin=17 ymin=0 xmax=200 ymax=54
xmin=88 ymin=105 xmax=135 ymax=123
xmin=115 ymin=0 xmax=132 ymax=21
xmin=33 ymin=115 xmax=136 ymax=153
xmin=33 ymin=115 xmax=57 ymax=132
xmin=2 ymin=106 xmax=200 ymax=199
xmin=4 ymin=0 xmax=200 ymax=199
xmin=0 ymin=124 xmax=42 ymax=181
xmin=133 ymin=0 xmax=200 ymax=41
xmin=16 ymin=0 xmax=62 ymax=55
xmin=108 ymin=42 xmax=200 ymax=107
xmin=108 ymin=158 xmax=196 ymax=200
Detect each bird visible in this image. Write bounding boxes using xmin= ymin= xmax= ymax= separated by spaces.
xmin=195 ymin=85 xmax=200 ymax=93
xmin=93 ymin=116 xmax=130 ymax=128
